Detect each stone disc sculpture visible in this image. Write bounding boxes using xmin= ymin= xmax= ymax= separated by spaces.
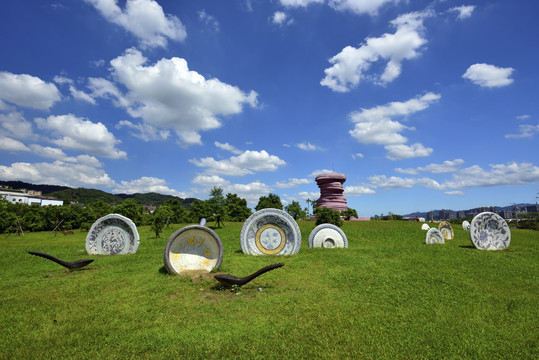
xmin=469 ymin=212 xmax=510 ymax=250
xmin=86 ymin=214 xmax=139 ymax=255
xmin=163 ymin=225 xmax=223 ymax=274
xmin=308 ymin=223 xmax=348 ymax=248
xmin=421 ymin=223 xmax=430 ymax=231
xmin=462 ymin=220 xmax=470 ymax=231
xmin=438 ymin=221 xmax=454 ymax=240
xmin=426 ymin=228 xmax=444 ymax=244
xmin=240 ymin=208 xmax=301 ymax=256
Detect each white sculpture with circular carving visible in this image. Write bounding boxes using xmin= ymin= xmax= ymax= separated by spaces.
xmin=240 ymin=208 xmax=301 ymax=255
xmin=469 ymin=212 xmax=510 ymax=250
xmin=421 ymin=223 xmax=430 ymax=231
xmin=308 ymin=223 xmax=348 ymax=248
xmin=86 ymin=213 xmax=139 ymax=255
xmin=163 ymin=225 xmax=223 ymax=274
xmin=426 ymin=228 xmax=444 ymax=244
xmin=438 ymin=221 xmax=454 ymax=240
xmin=462 ymin=221 xmax=470 ymax=231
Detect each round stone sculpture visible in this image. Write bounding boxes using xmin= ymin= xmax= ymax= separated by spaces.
xmin=421 ymin=223 xmax=430 ymax=231
xmin=163 ymin=225 xmax=223 ymax=274
xmin=438 ymin=221 xmax=454 ymax=240
xmin=426 ymin=228 xmax=444 ymax=244
xmin=240 ymin=208 xmax=301 ymax=255
xmin=309 ymin=223 xmax=348 ymax=248
xmin=315 ymin=173 xmax=348 ymax=212
xmin=469 ymin=212 xmax=510 ymax=250
xmin=462 ymin=220 xmax=470 ymax=231
xmin=86 ymin=213 xmax=139 ymax=255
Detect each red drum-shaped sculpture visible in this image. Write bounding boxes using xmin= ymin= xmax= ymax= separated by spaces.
xmin=315 ymin=173 xmax=348 ymax=212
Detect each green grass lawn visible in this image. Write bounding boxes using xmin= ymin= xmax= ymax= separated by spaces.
xmin=1 ymin=221 xmax=537 ymax=359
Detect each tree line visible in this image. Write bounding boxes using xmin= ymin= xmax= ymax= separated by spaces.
xmin=1 ymin=186 xmax=361 ymax=235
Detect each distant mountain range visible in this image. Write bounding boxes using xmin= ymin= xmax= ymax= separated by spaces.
xmin=403 ymin=203 xmax=537 ymax=219
xmin=0 ymin=180 xmax=196 ymax=207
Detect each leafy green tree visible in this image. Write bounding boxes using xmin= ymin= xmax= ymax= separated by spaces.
xmin=225 ymin=193 xmax=252 ymax=221
xmin=208 ymin=187 xmax=226 ymax=220
xmin=314 ymin=206 xmax=343 ymax=227
xmin=189 ymin=199 xmax=212 ymax=223
xmin=151 ymin=205 xmax=173 ymax=238
xmin=89 ymin=200 xmax=112 ymax=220
xmin=255 ymin=193 xmax=283 ymax=211
xmin=114 ymin=198 xmax=144 ymax=225
xmin=163 ymin=198 xmax=189 ymax=223
xmin=0 ymin=200 xmax=17 ymax=233
xmin=341 ymin=207 xmax=358 ymax=220
xmin=285 ymin=201 xmax=306 ymax=220
xmin=22 ymin=204 xmax=47 ymax=232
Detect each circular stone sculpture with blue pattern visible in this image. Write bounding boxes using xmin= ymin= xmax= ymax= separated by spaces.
xmin=426 ymin=228 xmax=444 ymax=244
xmin=469 ymin=212 xmax=510 ymax=250
xmin=308 ymin=223 xmax=348 ymax=248
xmin=86 ymin=214 xmax=139 ymax=255
xmin=240 ymin=208 xmax=301 ymax=256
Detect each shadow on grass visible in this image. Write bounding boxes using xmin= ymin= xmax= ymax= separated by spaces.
xmin=459 ymin=245 xmax=477 ymax=249
xmin=158 ymin=266 xmax=169 ymax=275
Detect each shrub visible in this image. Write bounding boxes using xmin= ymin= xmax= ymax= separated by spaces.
xmin=313 ymin=207 xmax=343 ymax=227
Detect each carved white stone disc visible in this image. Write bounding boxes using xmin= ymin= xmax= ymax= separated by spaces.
xmin=438 ymin=221 xmax=454 ymax=240
xmin=308 ymin=224 xmax=348 ymax=248
xmin=462 ymin=221 xmax=470 ymax=231
xmin=426 ymin=228 xmax=444 ymax=244
xmin=86 ymin=213 xmax=139 ymax=255
xmin=469 ymin=212 xmax=511 ymax=250
xmin=240 ymin=208 xmax=301 ymax=255
xmin=421 ymin=223 xmax=430 ymax=231
xmin=163 ymin=225 xmax=223 ymax=274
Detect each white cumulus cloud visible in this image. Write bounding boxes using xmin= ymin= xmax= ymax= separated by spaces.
xmin=113 ymin=176 xmax=187 ymax=197
xmin=96 ymin=48 xmax=257 ymax=147
xmin=348 ymin=92 xmax=440 ymax=152
xmin=449 ymin=5 xmax=475 ymax=20
xmin=189 ymin=150 xmax=286 ymax=176
xmin=275 ymin=178 xmax=311 ymax=188
xmin=384 ymin=143 xmax=433 ymax=160
xmin=396 ymin=159 xmax=464 ymax=174
xmin=34 ymin=114 xmax=127 ymax=159
xmin=321 ymin=10 xmax=432 ymax=92
xmin=85 ymin=0 xmax=187 ymax=48
xmin=344 ymin=185 xmax=376 ymax=196
xmin=329 ymin=0 xmax=399 ymax=15
xmin=0 ymin=161 xmax=115 ymax=188
xmin=462 ymin=63 xmax=514 ymax=88
xmin=0 ymin=72 xmax=61 ymax=110
xmin=505 ymin=124 xmax=539 ymax=139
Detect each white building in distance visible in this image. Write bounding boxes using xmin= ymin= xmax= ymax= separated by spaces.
xmin=0 ymin=189 xmax=63 ymax=206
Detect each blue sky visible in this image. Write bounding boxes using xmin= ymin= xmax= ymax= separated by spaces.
xmin=1 ymin=0 xmax=538 ymax=217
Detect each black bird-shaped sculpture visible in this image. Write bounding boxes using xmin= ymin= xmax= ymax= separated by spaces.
xmin=28 ymin=251 xmax=94 ymax=271
xmin=214 ymin=263 xmax=284 ymax=287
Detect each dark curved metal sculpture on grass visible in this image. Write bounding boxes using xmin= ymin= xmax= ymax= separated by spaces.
xmin=214 ymin=263 xmax=284 ymax=287
xmin=28 ymin=251 xmax=94 ymax=270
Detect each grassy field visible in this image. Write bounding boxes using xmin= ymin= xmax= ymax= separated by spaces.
xmin=1 ymin=220 xmax=537 ymax=359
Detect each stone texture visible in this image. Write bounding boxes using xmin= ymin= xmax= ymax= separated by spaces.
xmin=308 ymin=223 xmax=348 ymax=248
xmin=163 ymin=225 xmax=223 ymax=274
xmin=86 ymin=214 xmax=139 ymax=255
xmin=240 ymin=208 xmax=301 ymax=256
xmin=469 ymin=212 xmax=510 ymax=250
xmin=438 ymin=221 xmax=454 ymax=240
xmin=315 ymin=173 xmax=348 ymax=212
xmin=426 ymin=228 xmax=444 ymax=244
